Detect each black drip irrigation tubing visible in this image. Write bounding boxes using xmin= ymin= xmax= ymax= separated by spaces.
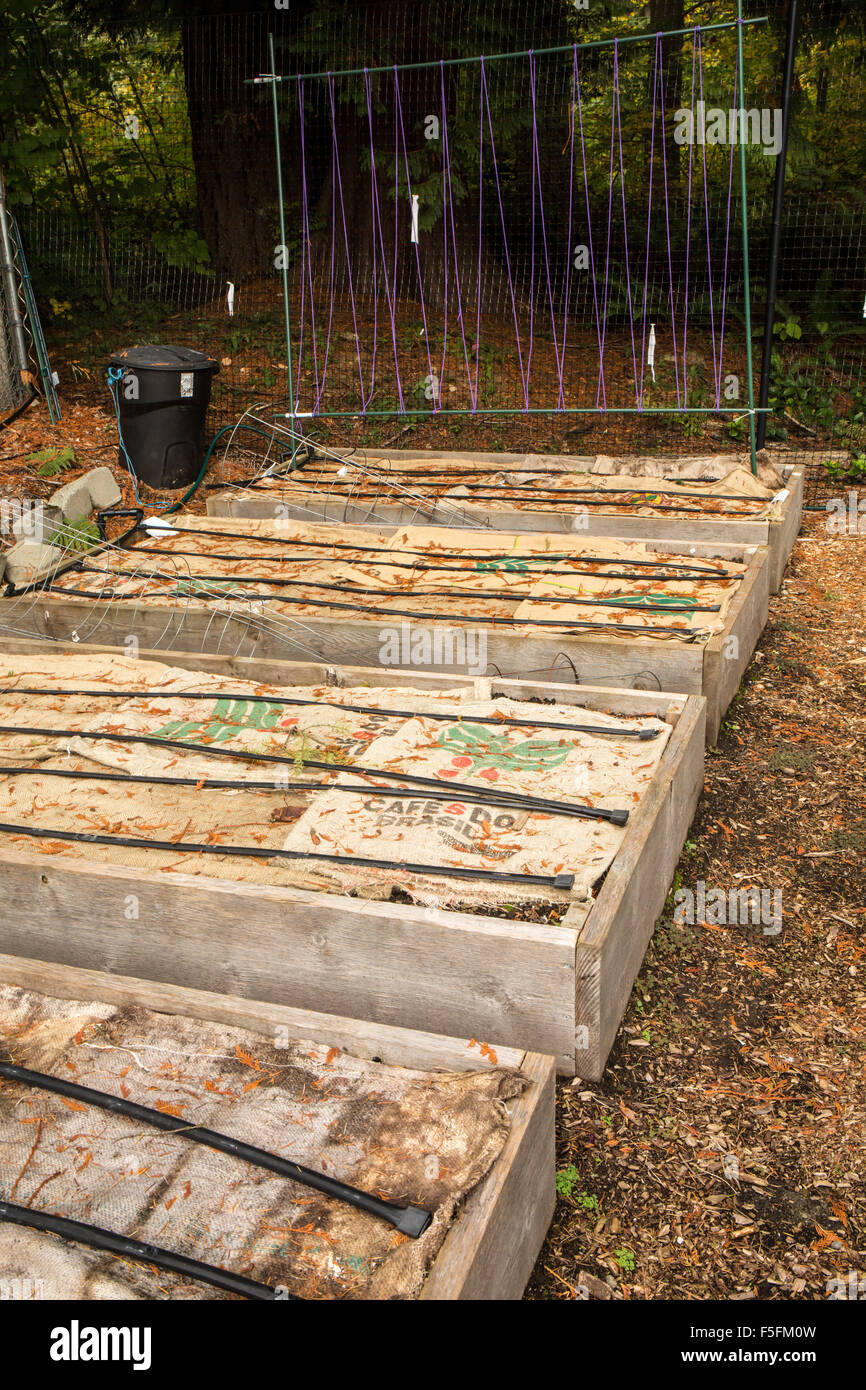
xmin=266 ymin=478 xmax=765 ymax=514
xmin=46 ymin=579 xmax=704 ymax=639
xmin=0 ymin=819 xmax=579 ymax=890
xmin=301 ymin=463 xmax=731 ymax=483
xmin=0 ymin=687 xmax=661 ymax=739
xmin=125 ymin=523 xmax=727 ymax=574
xmin=119 ymin=542 xmax=730 ymax=583
xmin=0 ymin=723 xmax=629 ymax=824
xmin=261 ymin=489 xmax=753 ymax=517
xmin=0 ymin=1200 xmax=294 ymax=1300
xmin=0 ymin=1061 xmax=432 ymax=1237
xmin=0 ymin=388 xmax=37 ymax=433
xmin=0 ymin=764 xmax=631 ymax=820
xmin=76 ymin=564 xmax=722 ymax=614
xmin=281 ymin=477 xmax=768 ymax=505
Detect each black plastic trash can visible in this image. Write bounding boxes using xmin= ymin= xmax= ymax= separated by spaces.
xmin=109 ymin=345 xmax=219 ymax=490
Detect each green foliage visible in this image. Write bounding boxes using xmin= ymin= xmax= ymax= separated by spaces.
xmin=615 ymin=1248 xmax=635 ymax=1273
xmin=289 ymin=731 xmax=352 ymax=771
xmin=554 ymin=1167 xmax=602 ymax=1214
xmin=55 ymin=515 xmax=100 ymax=551
xmin=27 ymin=446 xmax=76 ymax=476
xmin=822 ymin=454 xmax=866 ymax=483
xmin=773 ymin=313 xmax=802 ymax=343
xmin=555 ymin=1165 xmax=580 ymax=1198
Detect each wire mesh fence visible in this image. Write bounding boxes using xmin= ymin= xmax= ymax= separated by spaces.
xmin=2 ymin=1 xmax=863 ymax=505
xmin=0 ymin=277 xmax=29 ymax=419
xmin=0 ymin=199 xmax=31 ymax=419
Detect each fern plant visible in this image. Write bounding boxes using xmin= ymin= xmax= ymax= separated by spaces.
xmin=27 ymin=446 xmax=76 ymax=478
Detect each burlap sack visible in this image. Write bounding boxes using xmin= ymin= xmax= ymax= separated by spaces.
xmin=0 ymin=985 xmax=528 ymax=1300
xmin=277 ymin=700 xmax=669 ymax=904
xmin=0 ymin=653 xmax=669 ymax=909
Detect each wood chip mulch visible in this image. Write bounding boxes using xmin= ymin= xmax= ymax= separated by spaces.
xmin=2 ymin=405 xmax=863 ymax=1302
xmin=527 ymin=513 xmax=865 ymax=1300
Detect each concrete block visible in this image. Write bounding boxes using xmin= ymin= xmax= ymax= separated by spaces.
xmin=49 ymin=475 xmax=93 ymax=522
xmin=84 ymin=466 xmax=122 ymax=510
xmin=4 ymin=541 xmax=63 ymax=588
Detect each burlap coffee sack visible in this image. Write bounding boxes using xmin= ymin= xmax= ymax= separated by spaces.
xmin=0 ymin=985 xmax=527 ymax=1300
xmin=0 ymin=653 xmax=667 ymax=907
xmin=512 ymin=563 xmax=742 ymax=638
xmin=277 ymin=702 xmax=669 ymax=904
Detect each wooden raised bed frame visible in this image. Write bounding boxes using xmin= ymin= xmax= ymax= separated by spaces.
xmin=0 ymin=952 xmax=554 ymax=1301
xmin=0 ymin=638 xmax=705 ymax=1078
xmin=0 ymin=535 xmax=766 ymax=744
xmin=207 ymin=451 xmax=802 ymax=594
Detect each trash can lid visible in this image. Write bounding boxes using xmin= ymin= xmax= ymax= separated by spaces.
xmin=109 ymin=345 xmax=219 ymax=373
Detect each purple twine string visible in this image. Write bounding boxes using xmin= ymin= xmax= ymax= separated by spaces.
xmin=393 ymin=67 xmax=436 ymax=408
xmin=656 ymin=42 xmax=681 ymax=407
xmin=480 ymin=56 xmax=528 ymax=409
xmin=596 ymin=42 xmax=619 ymax=409
xmin=440 ymin=61 xmax=475 ymax=409
xmin=444 ymin=63 xmax=478 ymax=408
xmin=638 ymin=36 xmax=661 ymax=410
xmin=557 ymin=46 xmax=578 ymax=412
xmin=613 ymin=41 xmax=640 ymax=407
xmin=314 ymin=74 xmax=339 ymax=414
xmin=296 ymin=77 xmax=315 ymax=409
xmin=576 ymin=58 xmax=605 ymax=409
xmin=473 ymin=62 xmax=484 ymax=410
xmin=716 ymin=60 xmax=738 ymax=408
xmin=696 ymin=31 xmax=719 ymax=406
xmin=682 ymin=40 xmax=697 ymax=406
xmin=361 ymin=70 xmax=379 ymax=411
xmin=327 ymin=73 xmax=366 ymax=410
xmin=365 ymin=69 xmax=406 ymax=411
xmin=438 ymin=63 xmax=449 ymax=408
xmin=527 ymin=51 xmax=537 ymax=390
xmin=528 ymin=51 xmax=562 ymax=406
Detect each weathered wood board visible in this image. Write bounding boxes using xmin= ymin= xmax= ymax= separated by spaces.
xmin=208 ymin=451 xmax=802 ymax=594
xmin=0 ymin=641 xmax=705 ymax=1077
xmin=0 ymin=534 xmax=767 ymax=744
xmin=0 ymin=953 xmax=555 ymax=1301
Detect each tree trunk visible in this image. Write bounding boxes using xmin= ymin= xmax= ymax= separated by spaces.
xmin=649 ymin=0 xmax=685 ymax=195
xmin=182 ymin=12 xmax=293 ymax=283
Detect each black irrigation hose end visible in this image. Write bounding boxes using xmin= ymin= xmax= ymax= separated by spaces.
xmin=97 ymin=506 xmax=144 ymax=528
xmin=608 ymin=809 xmax=630 ymax=827
xmin=393 ymin=1205 xmax=434 ymax=1238
xmin=554 ymin=872 xmax=576 ymax=890
xmin=639 ymin=728 xmax=661 ymax=740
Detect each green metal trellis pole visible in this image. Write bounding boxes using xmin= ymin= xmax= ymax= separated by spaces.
xmin=269 ymin=32 xmax=297 ymax=447
xmin=256 ymin=17 xmax=767 ymax=85
xmin=736 ymin=1 xmax=758 ymax=476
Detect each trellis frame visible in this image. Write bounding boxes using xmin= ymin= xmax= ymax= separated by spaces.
xmin=256 ymin=13 xmax=769 ymax=471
